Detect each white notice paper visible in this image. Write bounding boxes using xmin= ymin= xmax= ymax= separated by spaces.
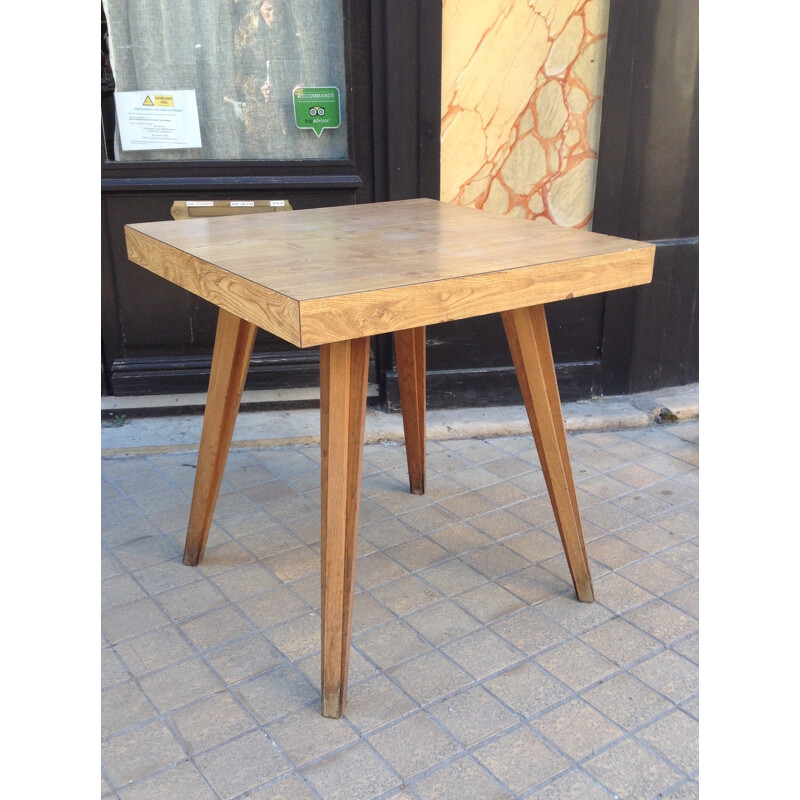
xmin=115 ymin=90 xmax=202 ymax=151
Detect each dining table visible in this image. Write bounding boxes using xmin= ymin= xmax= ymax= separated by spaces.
xmin=124 ymin=197 xmax=655 ymax=717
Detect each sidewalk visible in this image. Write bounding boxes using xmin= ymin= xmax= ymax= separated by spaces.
xmin=102 ymin=384 xmax=699 ymax=799
xmin=101 ymin=384 xmax=698 ymax=455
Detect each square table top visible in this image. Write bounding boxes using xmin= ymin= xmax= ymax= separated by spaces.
xmin=125 ymin=198 xmax=654 ymax=348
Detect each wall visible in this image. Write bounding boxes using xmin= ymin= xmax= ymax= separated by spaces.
xmin=441 ymin=0 xmax=610 ymax=229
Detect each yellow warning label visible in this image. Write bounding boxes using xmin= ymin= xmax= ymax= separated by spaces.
xmin=142 ymin=96 xmax=154 ymax=106
xmin=154 ymin=95 xmax=174 ymax=108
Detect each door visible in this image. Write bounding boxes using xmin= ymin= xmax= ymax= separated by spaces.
xmin=101 ymin=0 xmax=378 ymax=406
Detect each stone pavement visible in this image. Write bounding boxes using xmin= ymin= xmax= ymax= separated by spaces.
xmin=101 ymin=387 xmax=698 ymax=799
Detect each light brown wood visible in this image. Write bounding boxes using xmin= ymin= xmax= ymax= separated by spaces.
xmin=125 ymin=227 xmax=303 ymax=346
xmin=124 ymin=199 xmax=656 ymax=717
xmin=297 ymin=247 xmax=653 ymax=346
xmin=170 ymin=199 xmax=292 ymax=220
xmin=395 ymin=327 xmax=426 ymax=494
xmin=183 ymin=308 xmax=257 ymax=566
xmin=125 ymin=199 xmax=655 ymax=348
xmin=501 ymin=305 xmax=594 ymax=603
xmin=319 ymin=337 xmax=370 ymax=718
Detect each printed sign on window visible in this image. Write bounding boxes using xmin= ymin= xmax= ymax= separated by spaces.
xmin=115 ymin=90 xmax=202 ymax=151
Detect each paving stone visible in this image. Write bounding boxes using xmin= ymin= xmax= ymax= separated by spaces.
xmin=430 ymin=528 xmax=497 ymax=563
xmin=353 ymin=619 xmax=430 ymax=669
xmin=116 ymin=760 xmax=218 ymax=800
xmin=113 ymin=626 xmax=196 ymax=677
xmin=387 ymin=650 xmax=472 ymax=706
xmin=194 ymin=731 xmax=291 ymax=799
xmin=267 ymin=705 xmax=359 ymax=766
xmin=404 ymin=599 xmax=483 ymax=645
xmin=532 ymin=698 xmax=623 ymax=760
xmin=453 ymin=581 xmax=526 ymax=624
xmin=636 ymin=709 xmax=699 ymax=775
xmin=302 ymin=741 xmax=399 ymax=800
xmin=179 ymin=604 xmax=256 ymax=651
xmin=485 ymin=662 xmax=570 ymax=718
xmin=369 ymin=711 xmax=462 ymax=780
xmin=233 ymin=666 xmax=318 ymax=724
xmin=237 ymin=585 xmax=312 ymax=630
xmin=536 ymin=638 xmax=617 ymax=690
xmin=210 ymin=561 xmax=280 ymax=601
xmin=417 ymin=558 xmax=488 ymax=595
xmin=139 ymin=657 xmax=225 ymax=714
xmin=619 ymin=556 xmax=694 ymax=596
xmin=102 ymin=420 xmax=700 ymax=800
xmin=102 ymin=646 xmax=132 ymax=689
xmin=267 ymin=613 xmax=322 ymax=661
xmin=412 ymin=756 xmax=511 ymax=800
xmin=243 ymin=774 xmax=319 ymax=800
xmin=579 ymin=617 xmax=662 ymax=667
xmin=584 ymin=737 xmax=682 ymax=799
xmin=592 ymin=571 xmax=654 ymax=614
xmin=624 ymin=598 xmax=698 ymax=644
xmin=102 ymin=720 xmax=186 ymax=788
xmin=630 ymin=650 xmax=699 ymax=704
xmin=527 ymin=769 xmax=615 ymax=798
xmin=429 ymin=686 xmax=519 ymax=747
xmin=441 ymin=627 xmax=524 ymax=679
xmin=102 ymin=597 xmax=172 ymax=644
xmin=343 ymin=674 xmax=417 ymax=734
xmin=473 ymin=726 xmax=569 ymax=795
xmin=582 ymin=672 xmax=673 ymax=730
xmin=167 ymin=692 xmax=256 ymax=754
xmin=101 ymin=681 xmax=158 ymax=737
xmin=490 ymin=605 xmax=569 ymax=654
xmin=586 ymin=534 xmax=646 ymax=569
xmin=204 ymin=634 xmax=284 ymax=685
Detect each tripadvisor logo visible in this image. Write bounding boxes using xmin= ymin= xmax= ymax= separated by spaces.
xmin=293 ymin=87 xmax=341 ymax=137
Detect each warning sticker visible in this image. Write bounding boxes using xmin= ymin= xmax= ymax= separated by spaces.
xmin=114 ymin=90 xmax=202 ymax=151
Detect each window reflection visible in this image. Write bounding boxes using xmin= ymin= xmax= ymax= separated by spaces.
xmin=102 ymin=0 xmax=347 ymax=162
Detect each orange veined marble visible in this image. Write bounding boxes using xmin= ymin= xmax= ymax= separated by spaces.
xmin=441 ymin=0 xmax=610 ymax=230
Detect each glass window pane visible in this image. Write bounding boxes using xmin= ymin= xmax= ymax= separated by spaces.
xmin=102 ymin=0 xmax=347 ymax=162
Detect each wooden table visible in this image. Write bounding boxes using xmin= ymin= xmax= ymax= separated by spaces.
xmin=125 ymin=198 xmax=654 ymax=717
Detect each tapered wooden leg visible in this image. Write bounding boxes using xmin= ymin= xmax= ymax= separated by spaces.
xmin=319 ymin=337 xmax=370 ymax=718
xmin=183 ymin=309 xmax=257 ymax=566
xmin=394 ymin=326 xmax=426 ymax=494
xmin=502 ymin=305 xmax=594 ymax=602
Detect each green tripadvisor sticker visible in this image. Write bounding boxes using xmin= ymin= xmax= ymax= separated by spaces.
xmin=293 ymin=87 xmax=341 ymax=137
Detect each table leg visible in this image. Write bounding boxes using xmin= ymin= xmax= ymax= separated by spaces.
xmin=319 ymin=337 xmax=370 ymax=717
xmin=501 ymin=305 xmax=594 ymax=603
xmin=183 ymin=308 xmax=257 ymax=567
xmin=394 ymin=327 xmax=426 ymax=494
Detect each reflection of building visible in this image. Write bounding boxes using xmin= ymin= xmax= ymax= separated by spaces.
xmin=231 ymin=0 xmax=303 ymax=157
xmin=101 ymin=0 xmax=697 ymax=414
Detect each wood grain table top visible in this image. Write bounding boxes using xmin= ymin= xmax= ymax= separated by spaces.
xmin=125 ymin=198 xmax=654 ymax=348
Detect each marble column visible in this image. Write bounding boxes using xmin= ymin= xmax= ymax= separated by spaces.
xmin=441 ymin=0 xmax=610 ymax=230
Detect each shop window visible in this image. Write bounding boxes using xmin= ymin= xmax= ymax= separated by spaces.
xmin=101 ymin=0 xmax=347 ymax=162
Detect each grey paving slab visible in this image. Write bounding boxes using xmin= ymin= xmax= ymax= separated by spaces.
xmin=102 ymin=397 xmax=699 ymax=800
